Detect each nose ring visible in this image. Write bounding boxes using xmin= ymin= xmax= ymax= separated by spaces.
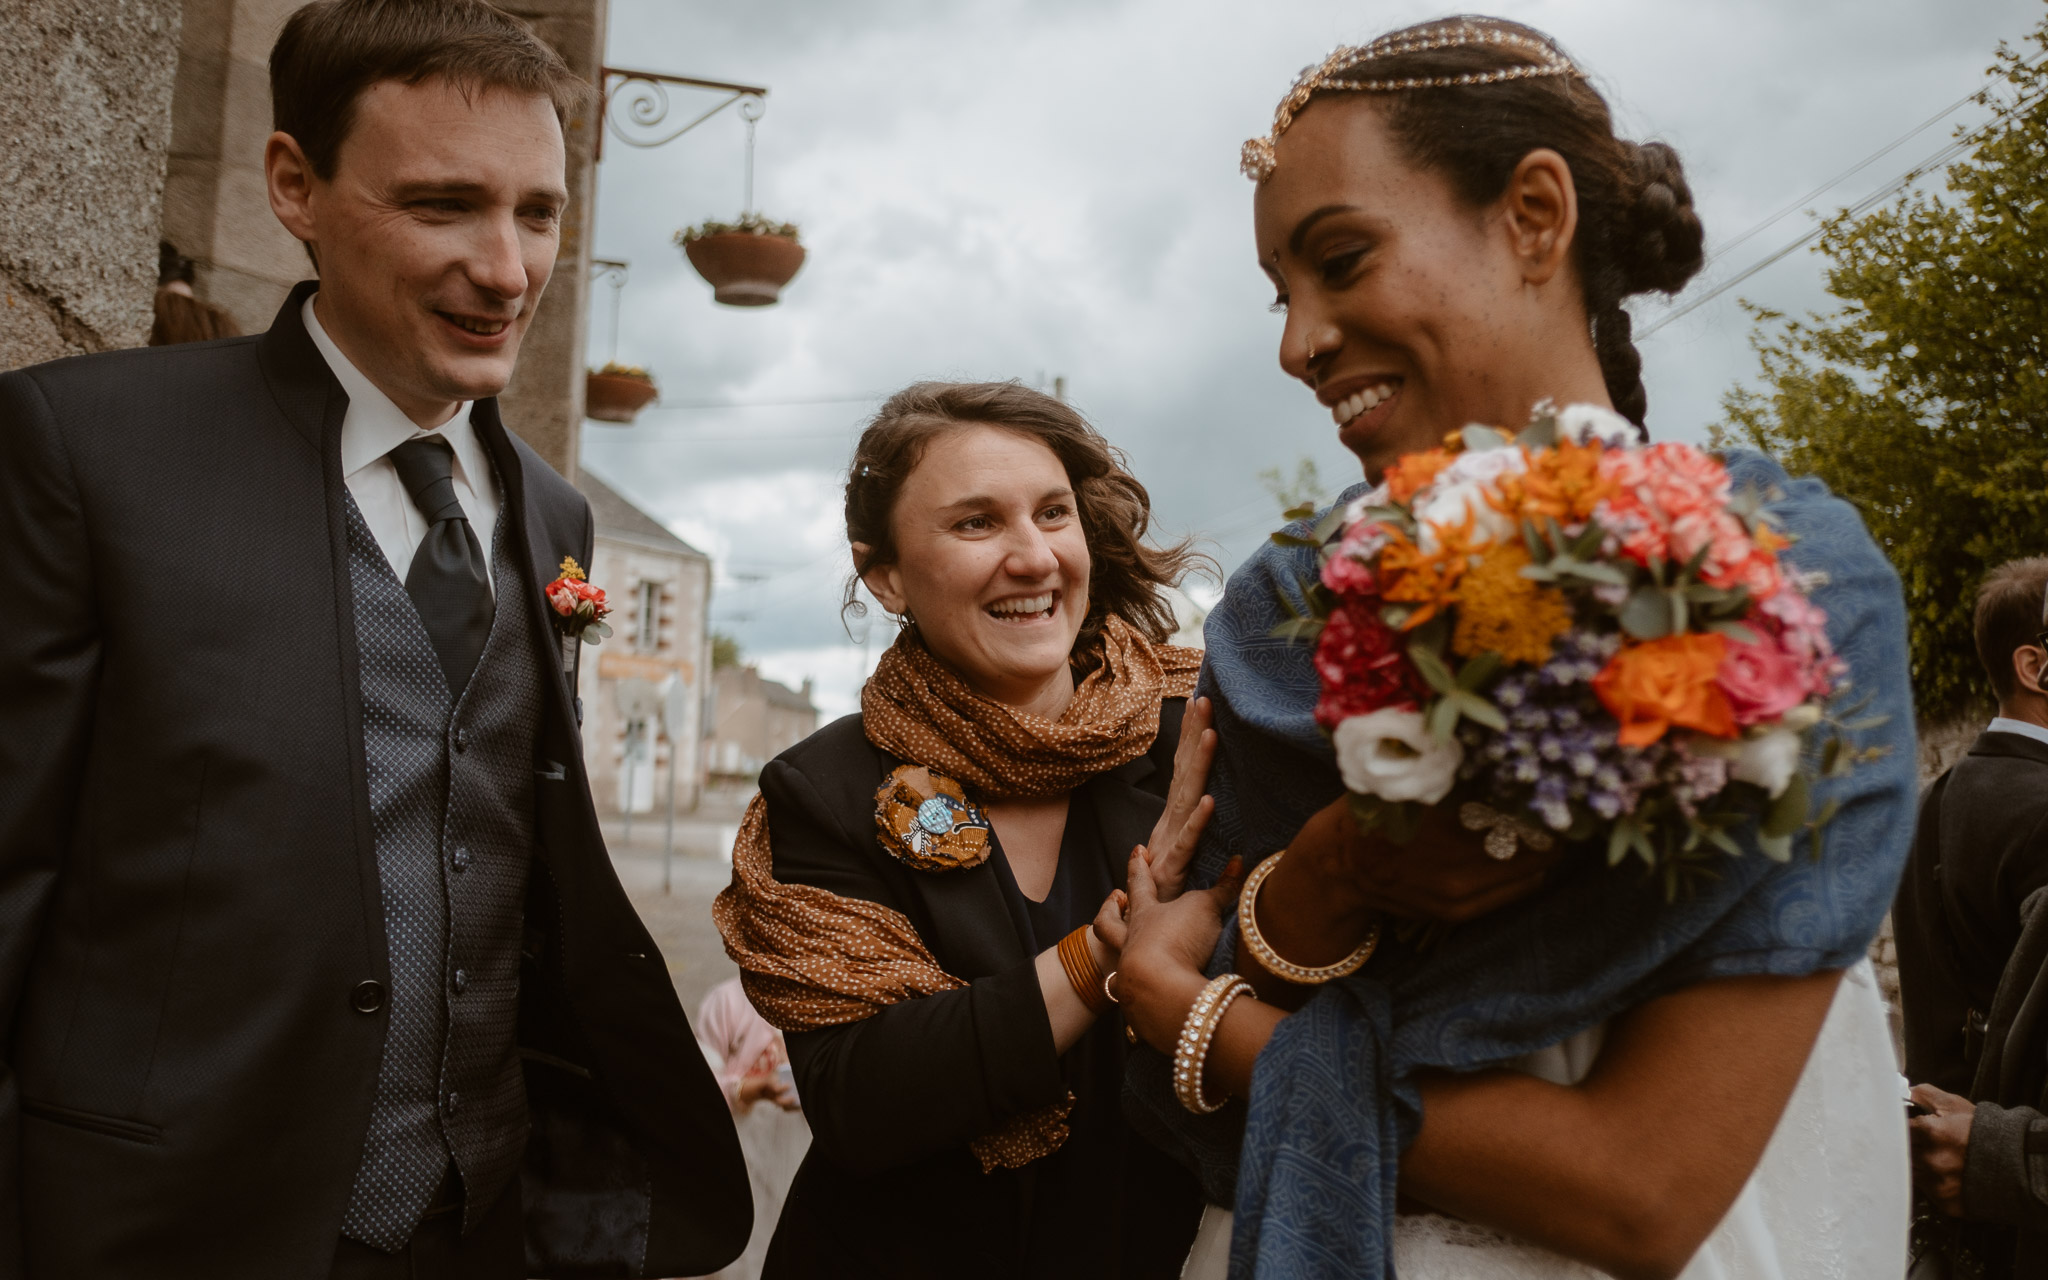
xmin=1307 ymin=341 xmax=1318 ymax=361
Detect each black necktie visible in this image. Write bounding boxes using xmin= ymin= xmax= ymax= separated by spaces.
xmin=389 ymin=436 xmax=495 ymax=694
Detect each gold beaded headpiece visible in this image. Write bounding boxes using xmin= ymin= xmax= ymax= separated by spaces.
xmin=1241 ymin=23 xmax=1582 ymax=182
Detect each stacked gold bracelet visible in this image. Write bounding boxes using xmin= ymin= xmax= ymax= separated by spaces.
xmin=1174 ymin=973 xmax=1255 ymax=1114
xmin=1056 ymin=926 xmax=1113 ymax=1017
xmin=1238 ymin=850 xmax=1380 ymax=984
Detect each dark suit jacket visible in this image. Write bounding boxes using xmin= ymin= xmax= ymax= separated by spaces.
xmin=1897 ymin=729 xmax=2048 ymax=1094
xmin=753 ymin=705 xmax=1201 ymax=1280
xmin=0 ymin=283 xmax=749 ymax=1278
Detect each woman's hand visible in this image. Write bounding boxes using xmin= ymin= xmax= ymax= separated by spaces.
xmin=1137 ymin=696 xmax=1218 ymax=903
xmin=1116 ymin=848 xmax=1245 ymax=1051
xmin=1908 ymin=1083 xmax=1975 ymax=1217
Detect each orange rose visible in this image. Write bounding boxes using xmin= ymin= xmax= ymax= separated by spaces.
xmin=1593 ymin=633 xmax=1737 ymax=746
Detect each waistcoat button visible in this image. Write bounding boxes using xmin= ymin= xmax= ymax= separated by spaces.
xmin=453 ymin=728 xmax=466 ymax=753
xmin=351 ymin=980 xmax=386 ymax=1014
xmin=451 ymin=846 xmax=470 ymax=871
xmin=452 ymin=968 xmax=468 ymax=994
xmin=446 ymin=1092 xmax=462 ymax=1115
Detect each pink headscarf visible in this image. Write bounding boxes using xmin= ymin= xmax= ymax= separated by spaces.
xmin=697 ymin=976 xmax=786 ymax=1113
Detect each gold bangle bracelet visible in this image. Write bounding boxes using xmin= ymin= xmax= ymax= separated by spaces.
xmin=1173 ymin=973 xmax=1255 ymax=1115
xmin=1237 ymin=851 xmax=1379 ymax=985
xmin=1057 ymin=926 xmax=1112 ymax=1017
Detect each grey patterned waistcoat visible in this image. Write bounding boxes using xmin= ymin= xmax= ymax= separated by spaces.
xmin=338 ymin=492 xmax=543 ymax=1249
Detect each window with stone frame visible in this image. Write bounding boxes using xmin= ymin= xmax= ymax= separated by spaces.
xmin=635 ymin=579 xmax=661 ymax=652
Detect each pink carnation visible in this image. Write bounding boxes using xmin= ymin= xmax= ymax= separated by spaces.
xmin=1756 ymin=586 xmax=1841 ymax=698
xmin=1597 ymin=444 xmax=1779 ymax=596
xmin=1321 ymin=551 xmax=1379 ymax=596
xmin=1715 ymin=634 xmax=1813 ymax=724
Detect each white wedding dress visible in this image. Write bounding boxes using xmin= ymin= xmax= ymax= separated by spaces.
xmin=1181 ymin=959 xmax=1907 ymax=1279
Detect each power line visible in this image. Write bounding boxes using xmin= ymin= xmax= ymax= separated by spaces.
xmin=1639 ymin=81 xmax=2042 ymax=340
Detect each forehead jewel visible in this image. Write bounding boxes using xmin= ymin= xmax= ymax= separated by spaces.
xmin=1240 ymin=24 xmax=1581 ymax=182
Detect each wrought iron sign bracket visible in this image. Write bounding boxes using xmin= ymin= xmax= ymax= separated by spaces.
xmin=598 ymin=67 xmax=770 ymax=160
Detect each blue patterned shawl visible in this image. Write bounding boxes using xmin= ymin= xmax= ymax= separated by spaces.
xmin=1125 ymin=450 xmax=1918 ymax=1279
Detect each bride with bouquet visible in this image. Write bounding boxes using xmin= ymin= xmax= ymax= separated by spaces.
xmin=1108 ymin=17 xmax=1919 ymax=1279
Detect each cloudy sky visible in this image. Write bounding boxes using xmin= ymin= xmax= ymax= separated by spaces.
xmin=582 ymin=0 xmax=2042 ymax=718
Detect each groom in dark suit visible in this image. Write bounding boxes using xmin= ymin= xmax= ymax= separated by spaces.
xmin=0 ymin=1 xmax=747 ymax=1276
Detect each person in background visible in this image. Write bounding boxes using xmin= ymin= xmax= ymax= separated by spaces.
xmin=1897 ymin=557 xmax=2048 ymax=1275
xmin=714 ymin=381 xmax=1212 ymax=1278
xmin=150 ymin=240 xmax=241 ymax=346
xmin=692 ymin=976 xmax=808 ymax=1280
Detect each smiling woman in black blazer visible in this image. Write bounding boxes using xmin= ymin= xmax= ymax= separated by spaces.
xmin=715 ymin=381 xmax=1213 ymax=1279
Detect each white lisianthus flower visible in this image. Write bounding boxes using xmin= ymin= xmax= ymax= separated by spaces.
xmin=1333 ymin=708 xmax=1464 ymax=804
xmin=1413 ymin=445 xmax=1525 ymax=552
xmin=1556 ymin=402 xmax=1637 ymax=448
xmin=1729 ymin=725 xmax=1804 ymax=798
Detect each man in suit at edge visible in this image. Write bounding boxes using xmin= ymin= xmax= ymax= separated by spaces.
xmin=0 ymin=1 xmax=748 ymax=1275
xmin=1897 ymin=559 xmax=2048 ymax=1246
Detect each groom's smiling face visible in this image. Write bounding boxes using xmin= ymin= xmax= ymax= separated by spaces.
xmin=268 ymin=76 xmax=568 ymax=426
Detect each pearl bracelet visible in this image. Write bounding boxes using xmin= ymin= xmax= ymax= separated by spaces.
xmin=1174 ymin=973 xmax=1255 ymax=1115
xmin=1237 ymin=850 xmax=1379 ymax=985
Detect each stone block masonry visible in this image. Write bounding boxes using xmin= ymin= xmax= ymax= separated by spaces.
xmin=0 ymin=0 xmax=183 ymax=368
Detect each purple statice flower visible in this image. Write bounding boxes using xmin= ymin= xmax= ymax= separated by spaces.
xmin=1457 ymin=628 xmax=1661 ymax=832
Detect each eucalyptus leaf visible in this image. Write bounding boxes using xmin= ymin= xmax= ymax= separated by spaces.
xmin=1844 ymin=715 xmax=1892 ymax=732
xmin=1520 ymin=416 xmax=1558 ymax=451
xmin=1283 ymin=503 xmax=1317 ymax=523
xmin=1451 ymin=691 xmax=1508 ymax=731
xmin=1458 ymin=650 xmax=1503 ymax=690
xmin=1569 ymin=520 xmax=1606 ymax=560
xmin=1705 ymin=826 xmax=1746 ymax=858
xmin=1668 ymin=588 xmax=1690 ymax=635
xmin=1520 ymin=562 xmax=1561 ymax=583
xmin=1554 ymin=559 xmax=1632 ymax=587
xmin=1426 ymin=698 xmax=1460 ymax=743
xmin=1461 ymin=424 xmax=1511 ymax=452
xmin=1607 ymin=820 xmax=1635 ymax=867
xmin=1706 ymin=621 xmax=1760 ymax=644
xmin=1311 ymin=504 xmax=1349 ymax=543
xmin=1522 ymin=519 xmax=1549 ymax=562
xmin=1763 ymin=773 xmax=1811 ymax=838
xmin=1408 ymin=643 xmax=1456 ymax=694
xmin=1679 ymin=540 xmax=1712 ymax=585
xmin=1268 ymin=617 xmax=1325 ymax=643
xmin=1270 ymin=531 xmax=1320 ymax=548
xmin=1757 ymin=832 xmax=1794 ymax=862
xmin=1621 ymin=586 xmax=1675 ymax=639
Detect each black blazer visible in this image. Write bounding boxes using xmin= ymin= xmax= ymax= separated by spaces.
xmin=1897 ymin=729 xmax=2048 ymax=1094
xmin=0 ymin=284 xmax=748 ymax=1278
xmin=754 ymin=703 xmax=1200 ymax=1280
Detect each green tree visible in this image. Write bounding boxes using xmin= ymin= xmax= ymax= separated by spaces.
xmin=1259 ymin=456 xmax=1329 ymax=515
xmin=1715 ymin=27 xmax=2048 ymax=723
xmin=711 ymin=631 xmax=742 ymax=670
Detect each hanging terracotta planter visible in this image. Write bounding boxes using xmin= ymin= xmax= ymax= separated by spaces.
xmin=675 ymin=215 xmax=805 ymax=307
xmin=586 ymin=364 xmax=658 ymax=424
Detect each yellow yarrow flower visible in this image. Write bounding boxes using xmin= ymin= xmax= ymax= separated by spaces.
xmin=1453 ymin=542 xmax=1574 ymax=665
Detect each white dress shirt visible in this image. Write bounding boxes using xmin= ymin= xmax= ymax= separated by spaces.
xmin=303 ymin=296 xmax=500 ymax=594
xmin=1988 ymin=715 xmax=2048 ymax=749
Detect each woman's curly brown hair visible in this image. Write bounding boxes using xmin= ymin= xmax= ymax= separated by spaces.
xmin=843 ymin=381 xmax=1208 ymax=666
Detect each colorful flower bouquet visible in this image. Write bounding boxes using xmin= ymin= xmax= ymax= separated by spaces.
xmin=1277 ymin=404 xmax=1883 ymax=893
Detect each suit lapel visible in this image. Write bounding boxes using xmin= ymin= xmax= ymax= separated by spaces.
xmin=471 ymin=400 xmax=581 ymax=734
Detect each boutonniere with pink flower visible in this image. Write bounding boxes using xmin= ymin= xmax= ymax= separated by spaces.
xmin=545 ymin=556 xmax=613 ymax=645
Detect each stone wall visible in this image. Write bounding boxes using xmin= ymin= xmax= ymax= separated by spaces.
xmin=0 ymin=0 xmax=183 ymax=370
xmin=161 ymin=0 xmax=306 ymax=336
xmin=496 ymin=0 xmax=609 ymax=480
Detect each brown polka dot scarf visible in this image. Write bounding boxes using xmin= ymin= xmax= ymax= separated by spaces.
xmin=713 ymin=614 xmax=1201 ymax=1171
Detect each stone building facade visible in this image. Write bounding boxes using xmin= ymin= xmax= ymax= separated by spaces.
xmin=703 ymin=665 xmax=820 ymax=800
xmin=3 ymin=0 xmax=607 ymax=481
xmin=573 ymin=468 xmax=712 ymax=818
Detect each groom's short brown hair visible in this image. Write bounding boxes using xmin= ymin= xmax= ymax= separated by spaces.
xmin=270 ymin=0 xmax=593 ymax=180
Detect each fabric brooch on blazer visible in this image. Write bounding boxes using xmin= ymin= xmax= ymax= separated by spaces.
xmin=874 ymin=764 xmax=992 ymax=872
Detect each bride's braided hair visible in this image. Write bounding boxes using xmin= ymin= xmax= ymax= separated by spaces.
xmin=1264 ymin=17 xmax=1703 ymax=430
